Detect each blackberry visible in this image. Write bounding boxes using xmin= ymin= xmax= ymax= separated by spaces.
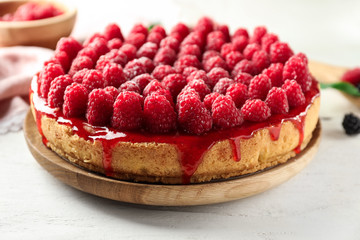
xmin=342 ymin=113 xmax=360 ymax=135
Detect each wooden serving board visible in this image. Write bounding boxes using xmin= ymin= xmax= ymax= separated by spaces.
xmin=24 ymin=111 xmax=321 ymax=206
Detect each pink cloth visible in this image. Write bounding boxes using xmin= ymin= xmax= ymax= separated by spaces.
xmin=0 ymin=47 xmax=54 ymax=134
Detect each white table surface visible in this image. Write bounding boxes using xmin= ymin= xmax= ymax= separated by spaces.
xmin=1 ymin=0 xmax=360 ymax=239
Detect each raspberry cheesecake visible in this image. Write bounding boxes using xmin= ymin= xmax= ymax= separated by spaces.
xmin=30 ymin=17 xmax=320 ymax=184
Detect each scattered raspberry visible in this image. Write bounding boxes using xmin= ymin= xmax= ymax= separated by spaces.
xmin=170 ymin=23 xmax=190 ymax=41
xmin=47 ymin=75 xmax=73 ymax=108
xmin=243 ymin=43 xmax=261 ymax=60
xmin=181 ymin=32 xmax=204 ymax=48
xmin=220 ymin=43 xmax=236 ymax=58
xmin=194 ymin=17 xmax=214 ymax=36
xmin=215 ymin=24 xmax=230 ymax=42
xmin=103 ymin=86 xmax=120 ymax=100
xmin=76 ymin=47 xmax=98 ymax=63
xmin=252 ymin=50 xmax=271 ymax=73
xmin=233 ymin=72 xmax=253 ymax=86
xmin=174 ymin=55 xmax=201 ymax=73
xmin=207 ymin=67 xmax=230 ymax=88
xmin=178 ymin=44 xmax=201 ymax=59
xmin=233 ymin=28 xmax=249 ymax=39
xmin=129 ymin=23 xmax=148 ymax=36
xmin=265 ymin=87 xmax=289 ymax=114
xmin=202 ymin=50 xmax=221 ymax=63
xmin=82 ymin=69 xmax=105 ymax=92
xmin=69 ymin=56 xmax=94 ymax=76
xmin=226 ymin=83 xmax=248 ymax=108
xmin=123 ymin=58 xmax=147 ymax=80
xmin=213 ymin=77 xmax=234 ymax=95
xmin=63 ymin=83 xmax=88 ymax=118
xmin=119 ymin=81 xmax=141 ymax=94
xmin=232 ymin=36 xmax=248 ymax=52
xmin=186 ymin=70 xmax=212 ymax=88
xmin=86 ymin=89 xmax=114 ymax=126
xmin=147 ymin=32 xmax=164 ymax=46
xmin=203 ymin=56 xmax=228 ymax=72
xmin=103 ymin=23 xmax=124 ymax=41
xmin=125 ymin=33 xmax=146 ymax=49
xmin=270 ymin=42 xmax=294 ymax=64
xmin=261 ymin=33 xmax=279 ymax=53
xmin=107 ymin=38 xmax=123 ymax=50
xmin=342 ymin=113 xmax=360 ymax=135
xmin=160 ymin=36 xmax=180 ymax=52
xmin=162 ymin=73 xmax=187 ymax=98
xmin=241 ymin=99 xmax=271 ymax=122
xmin=143 ymin=93 xmax=177 ymax=133
xmin=87 ymin=37 xmax=110 ymax=61
xmin=131 ymin=73 xmax=155 ymax=91
xmin=262 ymin=63 xmax=284 ymax=87
xmin=177 ymin=90 xmax=212 ymax=135
xmin=212 ymin=95 xmax=244 ymax=129
xmin=341 ymin=67 xmax=360 ymax=86
xmin=203 ymin=92 xmax=221 ymax=111
xmin=151 ymin=65 xmax=177 ymax=81
xmin=136 ymin=42 xmax=158 ymax=59
xmin=248 ymin=74 xmax=272 ymax=100
xmin=225 ymin=51 xmax=244 ymax=70
xmin=153 ymin=47 xmax=177 ymax=66
xmin=185 ymin=78 xmax=211 ymax=100
xmin=283 ymin=56 xmax=311 ymax=92
xmin=150 ymin=25 xmax=166 ymax=38
xmin=143 ymin=79 xmax=165 ymax=97
xmin=249 ymin=26 xmax=267 ymax=44
xmin=138 ymin=56 xmax=155 ymax=73
xmin=103 ymin=63 xmax=126 ymax=88
xmin=119 ymin=43 xmax=137 ymax=61
xmin=282 ymin=80 xmax=306 ymax=107
xmin=112 ymin=91 xmax=144 ymax=131
xmin=55 ymin=37 xmax=82 ymax=60
xmin=232 ymin=59 xmax=257 ymax=76
xmin=39 ymin=63 xmax=64 ymax=98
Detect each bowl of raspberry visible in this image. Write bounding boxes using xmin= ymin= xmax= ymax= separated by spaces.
xmin=0 ymin=0 xmax=76 ymax=48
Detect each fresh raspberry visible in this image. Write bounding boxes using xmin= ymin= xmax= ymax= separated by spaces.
xmin=270 ymin=42 xmax=294 ymax=64
xmin=47 ymin=75 xmax=73 ymax=108
xmin=86 ymin=89 xmax=114 ymax=126
xmin=220 ymin=43 xmax=236 ymax=58
xmin=170 ymin=23 xmax=190 ymax=41
xmin=202 ymin=50 xmax=221 ymax=63
xmin=232 ymin=28 xmax=249 ymax=39
xmin=261 ymin=33 xmax=279 ymax=53
xmin=205 ymin=31 xmax=226 ymax=51
xmin=143 ymin=93 xmax=177 ymax=133
xmin=212 ymin=95 xmax=244 ymax=129
xmin=63 ymin=83 xmax=88 ymax=118
xmin=137 ymin=56 xmax=155 ymax=73
xmin=232 ymin=36 xmax=249 ymax=53
xmin=55 ymin=37 xmax=82 ymax=60
xmin=131 ymin=73 xmax=155 ymax=91
xmin=123 ymin=58 xmax=147 ymax=80
xmin=207 ymin=67 xmax=230 ymax=88
xmin=119 ymin=43 xmax=137 ymax=61
xmin=107 ymin=38 xmax=123 ymax=50
xmin=162 ymin=73 xmax=187 ymax=98
xmin=342 ymin=67 xmax=360 ymax=86
xmin=111 ymin=91 xmax=143 ymax=131
xmin=203 ymin=92 xmax=221 ymax=111
xmin=82 ymin=69 xmax=105 ymax=92
xmin=185 ymin=79 xmax=211 ymax=100
xmin=103 ymin=63 xmax=126 ymax=88
xmin=232 ymin=59 xmax=257 ymax=76
xmin=146 ymin=32 xmax=164 ymax=46
xmin=248 ymin=74 xmax=272 ymax=100
xmin=39 ymin=63 xmax=64 ymax=98
xmin=283 ymin=56 xmax=311 ymax=92
xmin=129 ymin=23 xmax=148 ymax=36
xmin=241 ymin=99 xmax=271 ymax=122
xmin=103 ymin=23 xmax=124 ymax=41
xmin=125 ymin=33 xmax=146 ymax=49
xmin=182 ymin=67 xmax=199 ymax=78
xmin=87 ymin=37 xmax=110 ymax=61
xmin=177 ymin=90 xmax=212 ymax=135
xmin=186 ymin=70 xmax=213 ymax=88
xmin=169 ymin=32 xmax=184 ymax=43
xmin=203 ymin=56 xmax=228 ymax=72
xmin=53 ymin=51 xmax=70 ymax=73
xmin=150 ymin=25 xmax=166 ymax=38
xmin=243 ymin=43 xmax=261 ymax=60
xmin=159 ymin=36 xmax=180 ymax=52
xmin=213 ymin=77 xmax=234 ymax=95
xmin=226 ymin=83 xmax=248 ymax=108
xmin=295 ymin=52 xmax=309 ymax=65
xmin=177 ymin=87 xmax=200 ymax=104
xmin=194 ymin=17 xmax=214 ymax=36
xmin=151 ymin=65 xmax=176 ymax=81
xmin=178 ymin=44 xmax=201 ymax=59
xmin=76 ymin=47 xmax=98 ymax=63
xmin=265 ymin=87 xmax=289 ymax=114
xmin=215 ymin=24 xmax=230 ymax=42
xmin=153 ymin=88 xmax=174 ymax=106
xmin=103 ymin=86 xmax=120 ymax=100
xmin=181 ymin=32 xmax=204 ymax=49
xmin=249 ymin=26 xmax=267 ymax=44
xmin=282 ymin=80 xmax=306 ymax=107
xmin=68 ymin=56 xmax=94 ymax=76
xmin=262 ymin=63 xmax=284 ymax=87
xmin=72 ymin=69 xmax=87 ymax=83
xmin=136 ymin=42 xmax=158 ymax=59
xmin=174 ymin=55 xmax=201 ymax=73
xmin=153 ymin=47 xmax=177 ymax=66
xmin=252 ymin=50 xmax=271 ymax=73
xmin=143 ymin=79 xmax=165 ymax=97
xmin=95 ymin=55 xmax=112 ymax=72
xmin=83 ymin=33 xmax=106 ymax=47
xmin=233 ymin=72 xmax=253 ymax=86
xmin=105 ymin=49 xmax=128 ymax=67
xmin=119 ymin=81 xmax=141 ymax=94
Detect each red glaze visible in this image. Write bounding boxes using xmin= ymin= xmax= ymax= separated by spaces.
xmin=31 ymin=74 xmax=319 ymax=184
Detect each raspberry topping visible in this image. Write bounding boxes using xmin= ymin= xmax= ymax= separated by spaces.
xmin=63 ymin=83 xmax=88 ymax=118
xmin=55 ymin=37 xmax=82 ymax=60
xmin=137 ymin=42 xmax=158 ymax=59
xmin=213 ymin=77 xmax=234 ymax=95
xmin=47 ymin=75 xmax=73 ymax=108
xmin=160 ymin=36 xmax=180 ymax=51
xmin=203 ymin=92 xmax=221 ymax=111
xmin=86 ymin=89 xmax=114 ymax=126
xmin=233 ymin=72 xmax=253 ymax=86
xmin=103 ymin=86 xmax=120 ymax=100
xmin=178 ymin=44 xmax=201 ymax=59
xmin=69 ymin=56 xmax=94 ymax=76
xmin=262 ymin=63 xmax=284 ymax=87
xmin=185 ymin=78 xmax=211 ymax=100
xmin=102 ymin=62 xmax=126 ymax=88
xmin=125 ymin=33 xmax=146 ymax=49
xmin=123 ymin=58 xmax=147 ymax=80
xmin=162 ymin=73 xmax=187 ymax=98
xmin=248 ymin=74 xmax=272 ymax=100
xmin=241 ymin=99 xmax=271 ymax=122
xmin=232 ymin=59 xmax=257 ymax=76
xmin=143 ymin=79 xmax=165 ymax=97
xmin=103 ymin=23 xmax=124 ymax=41
xmin=39 ymin=63 xmax=64 ymax=98
xmin=232 ymin=36 xmax=248 ymax=52
xmin=119 ymin=44 xmax=137 ymax=61
xmin=265 ymin=87 xmax=289 ymax=114
xmin=252 ymin=50 xmax=271 ymax=73
xmin=283 ymin=55 xmax=311 ymax=92
xmin=212 ymin=95 xmax=244 ymax=129
xmin=153 ymin=47 xmax=177 ymax=66
xmin=119 ymin=81 xmax=141 ymax=94
xmin=225 ymin=51 xmax=244 ymax=70
xmin=174 ymin=55 xmax=201 ymax=73
xmin=261 ymin=33 xmax=279 ymax=53
xmin=226 ymin=83 xmax=248 ymax=108
xmin=107 ymin=38 xmax=123 ymax=50
xmin=203 ymin=56 xmax=228 ymax=72
xmin=131 ymin=73 xmax=155 ymax=92
xmin=282 ymin=80 xmax=306 ymax=107
xmin=152 ymin=65 xmax=177 ymax=81
xmin=82 ymin=69 xmax=105 ymax=92
xmin=249 ymin=26 xmax=267 ymax=44
xmin=207 ymin=67 xmax=230 ymax=88
xmin=270 ymin=42 xmax=294 ymax=64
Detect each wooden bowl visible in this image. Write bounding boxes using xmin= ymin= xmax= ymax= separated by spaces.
xmin=0 ymin=0 xmax=77 ymax=49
